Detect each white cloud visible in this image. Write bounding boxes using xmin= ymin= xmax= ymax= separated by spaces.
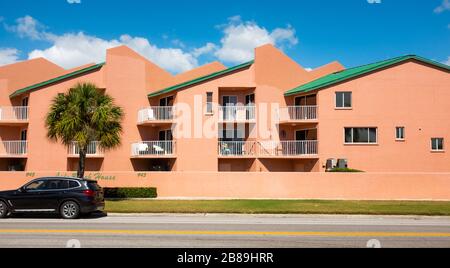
xmin=192 ymin=43 xmax=218 ymax=57
xmin=214 ymin=17 xmax=298 ymax=64
xmin=119 ymin=35 xmax=198 ymax=73
xmin=6 ymin=15 xmax=299 ymax=72
xmin=0 ymin=48 xmax=20 ymax=66
xmin=28 ymin=32 xmax=121 ymax=69
xmin=67 ymin=0 xmax=81 ymax=4
xmin=27 ymin=32 xmax=199 ymax=73
xmin=5 ymin=15 xmax=47 ymax=40
xmin=435 ymin=0 xmax=450 ymax=13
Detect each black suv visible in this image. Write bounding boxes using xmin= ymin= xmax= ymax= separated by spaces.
xmin=0 ymin=177 xmax=105 ymax=219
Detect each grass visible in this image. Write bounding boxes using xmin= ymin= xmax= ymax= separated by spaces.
xmin=105 ymin=199 xmax=450 ymax=216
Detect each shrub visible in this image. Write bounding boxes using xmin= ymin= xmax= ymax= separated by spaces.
xmin=104 ymin=187 xmax=157 ymax=198
xmin=329 ymin=168 xmax=364 ymax=173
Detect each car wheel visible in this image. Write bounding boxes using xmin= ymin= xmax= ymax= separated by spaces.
xmin=0 ymin=201 xmax=9 ymax=219
xmin=60 ymin=201 xmax=80 ymax=219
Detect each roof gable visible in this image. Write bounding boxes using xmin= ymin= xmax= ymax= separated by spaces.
xmin=285 ymin=55 xmax=450 ymax=96
xmin=148 ymin=61 xmax=254 ymax=98
xmin=9 ymin=62 xmax=105 ymax=98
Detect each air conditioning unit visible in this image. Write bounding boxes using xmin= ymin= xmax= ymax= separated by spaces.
xmin=325 ymin=158 xmax=337 ymax=171
xmin=337 ymin=159 xmax=348 ymax=169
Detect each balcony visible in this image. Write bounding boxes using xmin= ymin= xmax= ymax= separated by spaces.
xmin=278 ymin=106 xmax=317 ymax=124
xmin=258 ymin=140 xmax=318 ymax=158
xmin=218 ymin=106 xmax=256 ymax=123
xmin=218 ymin=141 xmax=257 ymax=158
xmin=0 ymin=141 xmax=27 ymax=158
xmin=0 ymin=107 xmax=29 ymax=125
xmin=138 ymin=106 xmax=174 ymax=126
xmin=131 ymin=141 xmax=176 ymax=158
xmin=68 ymin=141 xmax=104 ymax=158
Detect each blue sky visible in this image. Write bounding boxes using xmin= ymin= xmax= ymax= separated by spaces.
xmin=0 ymin=0 xmax=449 ymax=73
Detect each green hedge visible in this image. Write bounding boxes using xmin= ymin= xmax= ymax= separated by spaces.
xmin=104 ymin=187 xmax=157 ymax=198
xmin=329 ymin=168 xmax=364 ymax=173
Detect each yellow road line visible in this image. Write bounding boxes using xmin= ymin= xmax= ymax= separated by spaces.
xmin=0 ymin=229 xmax=449 ymax=237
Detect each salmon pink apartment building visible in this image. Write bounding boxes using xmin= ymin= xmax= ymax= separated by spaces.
xmin=0 ymin=44 xmax=450 ymax=199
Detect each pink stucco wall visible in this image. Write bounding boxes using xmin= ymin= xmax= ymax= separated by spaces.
xmin=0 ymin=171 xmax=449 ymax=200
xmin=315 ymin=61 xmax=450 ymax=172
xmin=0 ymin=43 xmax=449 ymax=200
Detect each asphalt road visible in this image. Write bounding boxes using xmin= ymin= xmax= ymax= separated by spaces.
xmin=0 ymin=213 xmax=449 ymax=248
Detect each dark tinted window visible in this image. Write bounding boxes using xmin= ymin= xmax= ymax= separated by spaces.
xmin=69 ymin=180 xmax=80 ymax=188
xmin=345 ymin=128 xmax=377 ymax=144
xmin=59 ymin=180 xmax=70 ymax=189
xmin=45 ymin=180 xmax=64 ymax=190
xmin=87 ymin=181 xmax=100 ymax=191
xmin=336 ymin=92 xmax=352 ymax=108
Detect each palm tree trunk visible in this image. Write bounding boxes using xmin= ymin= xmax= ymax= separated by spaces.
xmin=77 ymin=148 xmax=87 ymax=178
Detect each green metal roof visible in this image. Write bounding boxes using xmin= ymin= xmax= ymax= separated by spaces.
xmin=285 ymin=55 xmax=450 ymax=96
xmin=10 ymin=62 xmax=105 ymax=98
xmin=148 ymin=60 xmax=254 ymax=98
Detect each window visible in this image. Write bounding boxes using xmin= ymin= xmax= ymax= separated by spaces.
xmin=396 ymin=127 xmax=405 ymax=140
xmin=345 ymin=128 xmax=377 ymax=144
xmin=24 ymin=180 xmax=46 ymax=191
xmin=431 ymin=138 xmax=444 ymax=151
xmin=206 ymin=92 xmax=213 ymax=114
xmin=336 ymin=92 xmax=352 ymax=108
xmin=295 ymin=94 xmax=317 ymax=106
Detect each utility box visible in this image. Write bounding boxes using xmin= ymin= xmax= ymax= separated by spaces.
xmin=325 ymin=159 xmax=337 ymax=171
xmin=337 ymin=159 xmax=348 ymax=169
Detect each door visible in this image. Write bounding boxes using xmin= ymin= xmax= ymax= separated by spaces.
xmin=9 ymin=179 xmax=62 ymax=211
xmin=8 ymin=180 xmax=44 ymax=210
xmin=222 ymin=96 xmax=237 ymax=120
xmin=21 ymin=97 xmax=29 ymax=119
xmin=158 ymin=130 xmax=173 ymax=154
xmin=159 ymin=96 xmax=174 ymax=119
xmin=296 ymin=129 xmax=317 ymax=155
xmin=245 ymin=94 xmax=255 ymax=120
xmin=20 ymin=129 xmax=27 ymax=154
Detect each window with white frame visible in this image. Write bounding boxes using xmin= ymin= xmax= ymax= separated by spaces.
xmin=431 ymin=138 xmax=444 ymax=151
xmin=396 ymin=127 xmax=405 ymax=140
xmin=336 ymin=92 xmax=352 ymax=108
xmin=345 ymin=127 xmax=377 ymax=144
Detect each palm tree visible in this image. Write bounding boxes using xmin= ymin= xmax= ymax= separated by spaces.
xmin=46 ymin=82 xmax=124 ymax=178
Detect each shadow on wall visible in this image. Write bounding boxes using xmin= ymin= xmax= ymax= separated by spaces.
xmin=131 ymin=158 xmax=176 ymax=172
xmin=67 ymin=158 xmax=104 ymax=172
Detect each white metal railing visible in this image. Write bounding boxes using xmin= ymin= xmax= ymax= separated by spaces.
xmin=218 ymin=105 xmax=256 ymax=122
xmin=278 ymin=106 xmax=317 ymax=121
xmin=258 ymin=140 xmax=318 ymax=156
xmin=138 ymin=106 xmax=174 ymax=123
xmin=0 ymin=106 xmax=29 ymax=121
xmin=68 ymin=141 xmax=104 ymax=156
xmin=0 ymin=141 xmax=27 ymax=155
xmin=131 ymin=141 xmax=176 ymax=156
xmin=218 ymin=141 xmax=257 ymax=156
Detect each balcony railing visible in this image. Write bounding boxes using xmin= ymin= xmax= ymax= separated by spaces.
xmin=218 ymin=105 xmax=256 ymax=122
xmin=131 ymin=141 xmax=176 ymax=157
xmin=218 ymin=141 xmax=257 ymax=157
xmin=278 ymin=106 xmax=317 ymax=122
xmin=0 ymin=106 xmax=29 ymax=121
xmin=138 ymin=106 xmax=174 ymax=123
xmin=0 ymin=141 xmax=27 ymax=156
xmin=258 ymin=140 xmax=318 ymax=157
xmin=68 ymin=141 xmax=104 ymax=156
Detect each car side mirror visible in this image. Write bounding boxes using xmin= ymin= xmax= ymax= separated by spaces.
xmin=18 ymin=187 xmax=27 ymax=193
